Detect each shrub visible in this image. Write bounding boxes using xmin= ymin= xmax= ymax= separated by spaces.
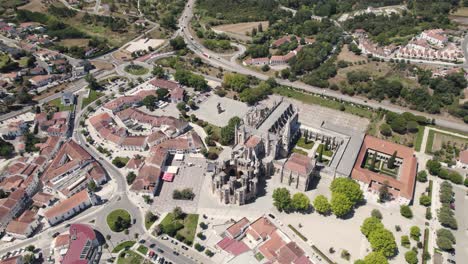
xmin=361 ymin=217 xmax=384 ymax=237
xmin=410 ymin=226 xmax=421 ymax=241
xmin=417 ymin=171 xmax=428 ymax=182
xmin=401 ymin=235 xmax=410 ymax=248
xmin=400 ymin=205 xmax=413 ymax=219
xmin=194 ymin=243 xmax=205 ymax=252
xmin=419 ymin=195 xmax=431 ymax=207
xmin=448 ymin=171 xmax=463 ymax=184
xmin=405 ymin=250 xmax=418 ymax=264
xmin=313 ymin=195 xmax=331 ymax=215
xmin=371 ymin=209 xmax=383 ymax=220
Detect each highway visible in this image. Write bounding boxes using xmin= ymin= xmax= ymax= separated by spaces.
xmin=178 ymin=0 xmax=468 ymax=133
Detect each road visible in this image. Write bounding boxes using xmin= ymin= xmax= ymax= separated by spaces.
xmin=178 ymin=0 xmax=468 ymax=133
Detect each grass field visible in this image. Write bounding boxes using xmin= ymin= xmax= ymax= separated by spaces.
xmin=414 ymin=126 xmax=425 ymax=152
xmin=137 ymin=245 xmax=148 ymax=255
xmin=107 ymin=209 xmax=131 ymax=232
xmin=82 ymin=89 xmax=104 ymax=108
xmin=58 ymin=38 xmax=90 ymax=47
xmin=48 ymin=98 xmax=74 ymax=112
xmin=160 ymin=213 xmax=199 ymax=246
xmin=112 ymin=241 xmax=136 ymax=253
xmin=273 ymin=87 xmax=374 ymax=119
xmin=296 ymin=137 xmax=314 ymax=150
xmin=212 ymin=21 xmax=268 ymax=41
xmin=117 ymin=250 xmax=152 ymax=264
xmin=293 ymin=148 xmax=308 ymax=155
xmin=451 ymin=7 xmax=468 ymax=17
xmin=17 ymin=0 xmax=45 ymax=12
xmin=0 ymin=54 xmax=10 ymax=68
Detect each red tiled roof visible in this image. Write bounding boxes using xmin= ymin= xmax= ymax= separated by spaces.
xmin=352 ymin=135 xmax=417 ymax=200
xmin=44 ymin=190 xmax=90 ymax=220
xmin=226 ymin=217 xmax=250 ymax=238
xmin=284 ymin=153 xmax=314 ymax=176
xmin=149 ymin=78 xmax=179 ymax=90
xmin=460 ymin=150 xmax=468 ymax=164
xmin=246 ymin=216 xmax=276 ymax=241
xmin=277 ymin=242 xmax=305 ymax=264
xmin=245 ymin=136 xmax=261 ymax=148
xmin=259 ymin=231 xmax=287 ymax=260
xmin=62 ymin=224 xmax=96 ymax=264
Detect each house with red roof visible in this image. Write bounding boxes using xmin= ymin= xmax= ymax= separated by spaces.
xmin=5 ymin=210 xmax=40 ymax=239
xmin=43 ymin=190 xmax=95 ymax=226
xmin=352 ymin=135 xmax=418 ymax=205
xmin=456 ymin=149 xmax=468 ymax=170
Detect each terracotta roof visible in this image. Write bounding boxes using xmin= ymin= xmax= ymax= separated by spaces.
xmin=54 ymin=234 xmax=70 ymax=248
xmin=126 ymin=157 xmax=145 ymax=170
xmin=352 ymin=135 xmax=417 ymax=200
xmin=277 ymin=242 xmax=305 ymax=264
xmin=5 ymin=210 xmax=37 ymax=235
xmin=460 ymin=149 xmax=468 ymax=164
xmin=121 ymin=136 xmax=147 ymax=147
xmin=32 ymin=192 xmax=55 ymax=206
xmin=246 ymin=216 xmax=276 ymax=241
xmin=245 ymin=136 xmax=261 ymax=148
xmin=42 ymin=140 xmax=92 ymax=183
xmin=44 ymin=190 xmax=90 ymax=220
xmin=0 ymin=256 xmax=22 ymax=264
xmin=259 ymin=231 xmax=287 ymax=260
xmin=226 ymin=217 xmax=250 ymax=238
xmin=62 ymin=224 xmax=97 ymax=264
xmin=149 ymin=78 xmax=179 ymax=90
xmin=284 ymin=153 xmax=314 ymax=176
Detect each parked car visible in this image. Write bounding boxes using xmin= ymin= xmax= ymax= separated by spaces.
xmin=149 ymin=244 xmax=156 ymax=248
xmin=181 ymin=245 xmax=189 ymax=250
xmin=52 ymin=232 xmax=60 ymax=238
xmin=156 ymin=248 xmax=164 ymax=253
xmin=173 ymin=251 xmax=179 ymax=256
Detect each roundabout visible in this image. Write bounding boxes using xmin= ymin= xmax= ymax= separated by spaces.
xmin=107 ymin=209 xmax=132 ymax=232
xmin=116 ymin=61 xmax=152 ymax=80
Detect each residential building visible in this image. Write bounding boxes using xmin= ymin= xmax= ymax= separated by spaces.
xmin=61 ymin=224 xmax=100 ymax=264
xmin=5 ymin=210 xmax=40 ymax=239
xmin=43 ymin=190 xmax=95 ymax=226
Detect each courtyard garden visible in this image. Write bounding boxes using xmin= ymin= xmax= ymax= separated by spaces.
xmin=362 ymin=151 xmax=400 ymax=179
xmin=107 ymin=209 xmax=132 ymax=232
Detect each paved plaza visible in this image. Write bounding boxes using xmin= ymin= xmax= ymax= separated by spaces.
xmin=192 ymin=94 xmax=249 ymax=127
xmin=152 ymin=155 xmax=208 ymax=213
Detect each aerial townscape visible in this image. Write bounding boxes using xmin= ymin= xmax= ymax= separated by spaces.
xmin=0 ymin=0 xmax=468 ymax=264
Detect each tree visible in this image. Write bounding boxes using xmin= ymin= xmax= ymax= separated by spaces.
xmin=23 ymin=254 xmax=34 ymax=264
xmin=318 ymin=144 xmax=323 ymax=162
xmin=410 ymin=226 xmax=421 ymax=241
xmin=152 ymin=65 xmax=165 ymax=78
xmin=272 ymin=188 xmax=292 ymax=212
xmin=405 ymin=250 xmax=418 ymax=264
xmin=369 ymin=152 xmax=377 ymax=172
xmin=291 ymin=193 xmax=310 ymax=211
xmin=436 ymin=236 xmax=454 ymax=251
xmin=330 ymin=178 xmax=363 ymax=204
xmin=426 ymin=159 xmax=441 ymax=175
xmin=379 ymin=123 xmax=392 ymax=137
xmin=379 ymin=181 xmax=390 ymax=201
xmin=371 ymin=209 xmax=383 ymax=220
xmin=173 ymin=207 xmax=185 ymax=220
xmin=126 ymin=172 xmax=136 ymax=185
xmin=419 ymin=195 xmax=431 ymax=207
xmin=313 ymin=195 xmax=331 ymax=214
xmin=220 ymin=116 xmax=241 ymax=146
xmin=363 ymin=252 xmax=388 ymax=264
xmin=387 ymin=151 xmax=397 ymax=169
xmin=361 ymin=217 xmax=384 ymax=237
xmin=437 ymin=229 xmax=456 ymax=244
xmin=169 ymin=36 xmax=186 ymax=50
xmin=156 ymin=88 xmax=169 ymax=100
xmin=417 ymin=170 xmax=428 ymax=182
xmin=26 ymin=245 xmax=35 ymax=252
xmin=87 ymin=180 xmax=97 ymax=192
xmin=400 ymin=205 xmax=413 ymax=219
xmin=330 ymin=192 xmax=353 ymax=217
xmin=142 ymin=95 xmax=157 ymax=110
xmin=368 ymin=228 xmax=397 ymax=257
xmin=85 ymin=73 xmax=100 ymax=90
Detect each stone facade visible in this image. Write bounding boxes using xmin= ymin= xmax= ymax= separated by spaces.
xmin=210 ymin=99 xmax=301 ymax=205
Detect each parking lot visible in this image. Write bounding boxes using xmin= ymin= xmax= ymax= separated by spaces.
xmin=192 ymin=94 xmax=249 ymax=127
xmin=152 ymin=155 xmax=207 ymax=213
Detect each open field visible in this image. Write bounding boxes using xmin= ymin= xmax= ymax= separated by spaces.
xmin=58 ymin=38 xmax=90 ymax=47
xmin=212 ymin=21 xmax=268 ymax=41
xmin=451 ymin=7 xmax=468 ymax=17
xmin=17 ymin=0 xmax=46 ymax=12
xmin=337 ymin=44 xmax=366 ymax=63
xmin=82 ymin=89 xmax=104 ymax=108
xmin=47 ymin=98 xmax=74 ymax=112
xmin=90 ymin=60 xmax=114 ymax=71
xmin=426 ymin=130 xmax=468 ymax=154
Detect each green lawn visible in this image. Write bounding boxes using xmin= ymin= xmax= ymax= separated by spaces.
xmin=296 ymin=137 xmax=314 ymax=149
xmin=425 ymin=130 xmax=435 ymax=154
xmin=137 ymin=245 xmax=148 ymax=255
xmin=316 ymin=144 xmax=333 ymax=157
xmin=124 ymin=64 xmax=149 ymax=75
xmin=107 ymin=209 xmax=131 ymax=232
xmin=82 ymin=89 xmax=104 ymax=108
xmin=274 ymin=87 xmax=374 ymax=119
xmin=117 ymin=250 xmax=145 ymax=264
xmin=145 ymin=212 xmax=158 ymax=230
xmin=293 ymin=148 xmax=308 ymax=155
xmin=414 ymin=125 xmax=425 ymax=152
xmin=255 ymin=252 xmax=264 ymax=261
xmin=112 ymin=241 xmax=136 ymax=253
xmin=48 ymin=98 xmax=74 ymax=112
xmin=0 ymin=53 xmax=10 ymax=68
xmin=160 ymin=213 xmax=199 ymax=245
